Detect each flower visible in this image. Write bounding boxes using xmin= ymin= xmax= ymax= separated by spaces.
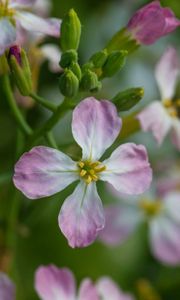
xmin=127 ymin=1 xmax=180 ymax=45
xmin=13 ymin=97 xmax=152 ymax=248
xmin=100 ymin=188 xmax=180 ymax=265
xmin=0 ymin=0 xmax=61 ymax=55
xmin=35 ymin=264 xmax=134 ymax=300
xmin=137 ymin=47 xmax=180 ymax=150
xmin=0 ymin=272 xmax=15 ymax=300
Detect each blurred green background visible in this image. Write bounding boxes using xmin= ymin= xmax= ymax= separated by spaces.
xmin=0 ymin=0 xmax=180 ymax=299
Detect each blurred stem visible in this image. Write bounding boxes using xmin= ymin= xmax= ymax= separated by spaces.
xmin=29 ymin=92 xmax=57 ymax=112
xmin=2 ymin=75 xmax=33 ymax=136
xmin=118 ymin=111 xmax=140 ymax=140
xmin=28 ymin=99 xmax=75 ymax=146
xmin=45 ymin=132 xmax=58 ymax=149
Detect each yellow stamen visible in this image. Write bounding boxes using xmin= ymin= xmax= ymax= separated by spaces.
xmin=77 ymin=160 xmax=106 ymax=184
xmin=85 ymin=175 xmax=92 ymax=184
xmin=80 ymin=169 xmax=87 ymax=177
xmin=139 ymin=199 xmax=161 ymax=217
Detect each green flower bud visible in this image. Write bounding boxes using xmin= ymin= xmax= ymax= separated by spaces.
xmin=80 ymin=70 xmax=101 ymax=92
xmin=59 ymin=69 xmax=79 ymax=97
xmin=60 ymin=50 xmax=78 ymax=68
xmin=8 ymin=46 xmax=32 ymax=96
xmin=60 ymin=9 xmax=81 ymax=52
xmin=0 ymin=54 xmax=9 ymax=75
xmin=102 ymin=50 xmax=128 ymax=77
xmin=112 ymin=87 xmax=144 ymax=111
xmin=89 ymin=49 xmax=108 ymax=68
xmin=70 ymin=62 xmax=82 ymax=81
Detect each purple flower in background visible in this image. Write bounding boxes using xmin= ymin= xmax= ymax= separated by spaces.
xmin=100 ymin=189 xmax=180 ymax=265
xmin=13 ymin=97 xmax=152 ymax=248
xmin=0 ymin=0 xmax=61 ymax=55
xmin=137 ymin=47 xmax=180 ymax=150
xmin=0 ymin=272 xmax=15 ymax=300
xmin=127 ymin=1 xmax=180 ymax=45
xmin=35 ymin=264 xmax=134 ymax=300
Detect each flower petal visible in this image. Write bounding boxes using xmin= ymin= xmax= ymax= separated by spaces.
xmin=137 ymin=101 xmax=172 ymax=145
xmin=40 ymin=44 xmax=61 ymax=73
xmin=72 ymin=97 xmax=122 ymax=160
xmin=164 ymin=192 xmax=180 ymax=223
xmin=35 ymin=265 xmax=76 ymax=300
xmin=0 ymin=18 xmax=16 ymax=55
xmin=99 ymin=204 xmax=142 ymax=246
xmin=97 ymin=277 xmax=134 ymax=300
xmin=13 ymin=146 xmax=78 ymax=199
xmin=100 ymin=143 xmax=152 ymax=195
xmin=0 ymin=272 xmax=15 ymax=300
xmin=59 ymin=181 xmax=105 ymax=248
xmin=149 ymin=217 xmax=180 ymax=265
xmin=16 ymin=12 xmax=61 ymax=37
xmin=155 ymin=47 xmax=180 ymax=100
xmin=171 ymin=118 xmax=180 ymax=150
xmin=10 ymin=0 xmax=36 ymax=8
xmin=78 ymin=279 xmax=99 ymax=300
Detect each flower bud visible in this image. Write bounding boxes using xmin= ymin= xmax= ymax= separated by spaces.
xmin=102 ymin=50 xmax=128 ymax=77
xmin=112 ymin=87 xmax=144 ymax=111
xmin=60 ymin=9 xmax=81 ymax=52
xmin=70 ymin=62 xmax=82 ymax=81
xmin=80 ymin=70 xmax=101 ymax=92
xmin=8 ymin=46 xmax=32 ymax=96
xmin=60 ymin=50 xmax=78 ymax=68
xmin=59 ymin=69 xmax=79 ymax=97
xmin=0 ymin=54 xmax=9 ymax=75
xmin=89 ymin=49 xmax=108 ymax=68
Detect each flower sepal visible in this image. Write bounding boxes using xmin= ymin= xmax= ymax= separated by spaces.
xmin=8 ymin=46 xmax=32 ymax=96
xmin=0 ymin=53 xmax=9 ymax=75
xmin=59 ymin=69 xmax=79 ymax=97
xmin=101 ymin=50 xmax=128 ymax=78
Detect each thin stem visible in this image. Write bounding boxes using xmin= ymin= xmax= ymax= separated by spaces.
xmin=29 ymin=92 xmax=57 ymax=112
xmin=29 ymin=100 xmax=74 ymax=146
xmin=45 ymin=132 xmax=58 ymax=149
xmin=2 ymin=76 xmax=33 ymax=136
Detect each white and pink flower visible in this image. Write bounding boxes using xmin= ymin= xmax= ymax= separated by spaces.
xmin=137 ymin=47 xmax=180 ymax=150
xmin=0 ymin=0 xmax=61 ymax=55
xmin=13 ymin=97 xmax=152 ymax=248
xmin=0 ymin=272 xmax=15 ymax=300
xmin=100 ymin=189 xmax=180 ymax=266
xmin=35 ymin=264 xmax=134 ymax=300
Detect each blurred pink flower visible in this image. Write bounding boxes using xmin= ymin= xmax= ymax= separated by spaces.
xmin=35 ymin=264 xmax=134 ymax=300
xmin=0 ymin=0 xmax=61 ymax=55
xmin=13 ymin=97 xmax=152 ymax=248
xmin=127 ymin=1 xmax=180 ymax=45
xmin=0 ymin=272 xmax=15 ymax=300
xmin=137 ymin=47 xmax=180 ymax=150
xmin=100 ymin=190 xmax=180 ymax=265
xmin=157 ymin=163 xmax=180 ymax=197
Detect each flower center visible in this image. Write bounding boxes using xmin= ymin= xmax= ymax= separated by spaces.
xmin=77 ymin=160 xmax=106 ymax=184
xmin=139 ymin=199 xmax=162 ymax=217
xmin=163 ymin=99 xmax=180 ymax=118
xmin=0 ymin=1 xmax=14 ymax=18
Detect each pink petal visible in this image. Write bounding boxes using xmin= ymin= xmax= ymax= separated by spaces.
xmin=16 ymin=12 xmax=61 ymax=37
xmin=127 ymin=1 xmax=180 ymax=45
xmin=97 ymin=277 xmax=134 ymax=300
xmin=171 ymin=118 xmax=180 ymax=150
xmin=41 ymin=44 xmax=61 ymax=73
xmin=13 ymin=146 xmax=78 ymax=199
xmin=35 ymin=265 xmax=76 ymax=300
xmin=32 ymin=0 xmax=52 ymax=17
xmin=137 ymin=101 xmax=172 ymax=145
xmin=0 ymin=272 xmax=15 ymax=300
xmin=0 ymin=18 xmax=16 ymax=55
xmin=59 ymin=181 xmax=105 ymax=248
xmin=164 ymin=192 xmax=180 ymax=223
xmin=99 ymin=204 xmax=142 ymax=246
xmin=72 ymin=97 xmax=122 ymax=161
xmin=150 ymin=217 xmax=180 ymax=265
xmin=100 ymin=143 xmax=152 ymax=195
xmin=155 ymin=47 xmax=180 ymax=100
xmin=78 ymin=279 xmax=99 ymax=300
xmin=10 ymin=0 xmax=36 ymax=8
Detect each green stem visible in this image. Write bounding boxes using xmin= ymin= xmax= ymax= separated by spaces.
xmin=29 ymin=100 xmax=74 ymax=146
xmin=45 ymin=132 xmax=58 ymax=149
xmin=29 ymin=92 xmax=57 ymax=112
xmin=2 ymin=75 xmax=33 ymax=136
